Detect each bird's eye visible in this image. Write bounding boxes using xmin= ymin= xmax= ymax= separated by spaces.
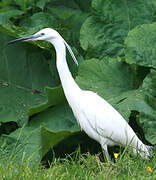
xmin=41 ymin=33 xmax=45 ymax=36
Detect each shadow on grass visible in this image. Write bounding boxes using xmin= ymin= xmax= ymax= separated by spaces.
xmin=41 ymin=132 xmax=122 ymax=167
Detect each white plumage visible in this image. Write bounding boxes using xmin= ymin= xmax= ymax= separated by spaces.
xmin=9 ymin=28 xmax=150 ymax=160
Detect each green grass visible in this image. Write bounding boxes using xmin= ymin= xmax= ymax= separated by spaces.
xmin=0 ymin=148 xmax=156 ymax=180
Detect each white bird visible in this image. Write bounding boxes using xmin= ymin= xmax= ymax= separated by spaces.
xmin=9 ymin=28 xmax=151 ymax=160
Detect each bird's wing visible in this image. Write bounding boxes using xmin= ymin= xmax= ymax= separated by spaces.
xmin=77 ymin=91 xmax=134 ymax=146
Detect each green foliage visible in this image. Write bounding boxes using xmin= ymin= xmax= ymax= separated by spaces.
xmin=125 ymin=23 xmax=156 ymax=68
xmin=80 ymin=0 xmax=155 ymax=59
xmin=0 ymin=0 xmax=156 ymax=163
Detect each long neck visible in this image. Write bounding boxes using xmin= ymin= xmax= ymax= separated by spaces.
xmin=50 ymin=38 xmax=81 ymax=103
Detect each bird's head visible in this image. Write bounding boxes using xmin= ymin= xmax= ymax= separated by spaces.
xmin=33 ymin=28 xmax=62 ymax=41
xmin=8 ymin=28 xmax=78 ymax=65
xmin=8 ymin=28 xmax=62 ymax=44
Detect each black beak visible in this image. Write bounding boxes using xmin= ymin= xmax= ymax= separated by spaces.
xmin=8 ymin=34 xmax=40 ymax=44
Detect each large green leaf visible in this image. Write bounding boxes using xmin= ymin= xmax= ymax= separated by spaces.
xmin=0 ymin=33 xmax=59 ymax=126
xmin=0 ymin=82 xmax=45 ymax=126
xmin=33 ymin=102 xmax=80 ymax=157
xmin=125 ymin=23 xmax=156 ymax=68
xmin=76 ymin=58 xmax=133 ymax=100
xmin=0 ymin=127 xmax=41 ymax=163
xmin=80 ymin=0 xmax=155 ymax=59
xmin=76 ymin=58 xmax=156 ymax=144
xmin=1 ymin=102 xmax=80 ymax=162
xmin=20 ymin=12 xmax=60 ymax=35
xmin=28 ymin=86 xmax=65 ymax=116
xmin=139 ymin=69 xmax=156 ymax=144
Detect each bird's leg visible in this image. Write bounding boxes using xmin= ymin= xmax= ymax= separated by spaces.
xmin=102 ymin=144 xmax=111 ymax=161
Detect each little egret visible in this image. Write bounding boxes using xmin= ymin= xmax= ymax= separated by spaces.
xmin=9 ymin=28 xmax=151 ymax=160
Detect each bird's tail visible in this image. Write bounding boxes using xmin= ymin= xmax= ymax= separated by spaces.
xmin=135 ymin=142 xmax=156 ymax=159
xmin=132 ymin=140 xmax=151 ymax=159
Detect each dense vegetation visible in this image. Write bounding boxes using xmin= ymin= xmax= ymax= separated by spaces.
xmin=0 ymin=0 xmax=156 ymax=170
